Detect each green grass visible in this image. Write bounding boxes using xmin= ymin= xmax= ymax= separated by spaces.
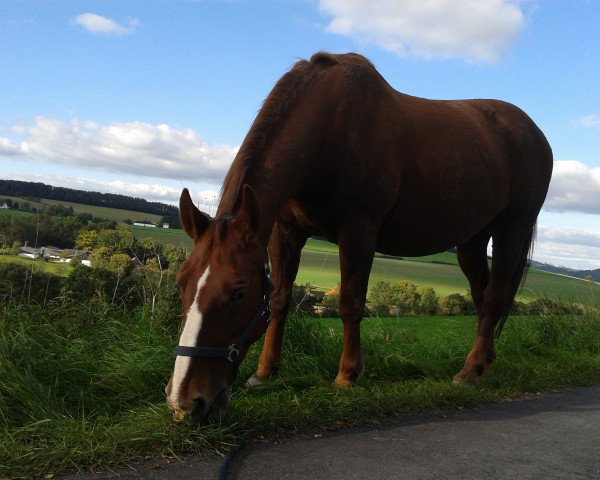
xmin=0 ymin=255 xmax=73 ymax=277
xmin=1 ymin=300 xmax=599 ymax=478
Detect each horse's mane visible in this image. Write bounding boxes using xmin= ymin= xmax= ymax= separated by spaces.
xmin=218 ymin=52 xmax=358 ymax=215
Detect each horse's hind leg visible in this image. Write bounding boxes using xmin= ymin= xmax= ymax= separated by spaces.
xmin=456 ymin=229 xmax=493 ymax=366
xmin=454 ymin=222 xmax=535 ymax=383
xmin=251 ymin=219 xmax=307 ymax=385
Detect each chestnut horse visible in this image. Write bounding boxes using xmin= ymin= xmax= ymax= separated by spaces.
xmin=166 ymin=52 xmax=553 ymax=424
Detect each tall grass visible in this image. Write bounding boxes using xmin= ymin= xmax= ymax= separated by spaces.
xmin=1 ymin=300 xmax=600 ymax=478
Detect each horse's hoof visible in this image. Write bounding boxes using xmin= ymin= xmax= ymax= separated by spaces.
xmin=333 ymin=375 xmax=355 ymax=389
xmin=452 ymin=370 xmax=477 ymax=385
xmin=246 ymin=374 xmax=266 ymax=389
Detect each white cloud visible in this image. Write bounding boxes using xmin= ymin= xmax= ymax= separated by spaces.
xmin=544 ymin=160 xmax=600 ymax=215
xmin=1 ymin=117 xmax=237 ymax=185
xmin=318 ymin=0 xmax=525 ymax=62
xmin=0 ymin=170 xmax=221 ymax=211
xmin=538 ymin=225 xmax=600 ymax=250
xmin=73 ymin=13 xmax=139 ymax=36
xmin=0 ymin=137 xmax=21 ymax=156
xmin=575 ymin=114 xmax=600 ymax=129
xmin=535 ymin=224 xmax=600 ymax=270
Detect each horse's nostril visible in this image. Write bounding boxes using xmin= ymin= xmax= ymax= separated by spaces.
xmin=192 ymin=396 xmax=206 ymax=414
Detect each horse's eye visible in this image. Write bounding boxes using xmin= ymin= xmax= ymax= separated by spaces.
xmin=230 ymin=289 xmax=246 ymax=303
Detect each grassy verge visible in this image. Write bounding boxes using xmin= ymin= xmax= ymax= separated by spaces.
xmin=1 ymin=301 xmax=599 ymax=478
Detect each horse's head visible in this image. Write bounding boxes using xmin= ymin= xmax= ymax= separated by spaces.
xmin=166 ymin=185 xmax=271 ymax=424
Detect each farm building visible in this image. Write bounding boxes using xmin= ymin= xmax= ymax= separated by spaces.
xmin=133 ymin=220 xmax=157 ymax=228
xmin=19 ymin=245 xmax=91 ymax=266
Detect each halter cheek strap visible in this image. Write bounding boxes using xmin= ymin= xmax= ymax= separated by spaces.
xmin=174 ymin=265 xmax=273 ymax=369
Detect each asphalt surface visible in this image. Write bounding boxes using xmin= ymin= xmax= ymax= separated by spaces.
xmin=57 ymin=384 xmax=600 ymax=480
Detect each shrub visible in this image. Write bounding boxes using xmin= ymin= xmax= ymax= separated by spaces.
xmin=291 ymin=283 xmax=320 ymax=316
xmin=61 ymin=265 xmax=144 ymax=308
xmin=0 ymin=262 xmax=63 ymax=305
xmin=439 ymin=293 xmax=475 ymax=316
xmin=320 ymin=286 xmax=340 ymax=317
xmin=368 ymin=281 xmax=431 ymax=316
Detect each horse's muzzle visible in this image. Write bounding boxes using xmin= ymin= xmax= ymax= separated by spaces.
xmin=167 ymin=387 xmax=231 ymax=425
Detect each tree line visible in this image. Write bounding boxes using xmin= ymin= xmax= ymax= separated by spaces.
xmin=291 ymin=281 xmax=599 ymax=318
xmin=0 ymin=180 xmax=180 ymax=227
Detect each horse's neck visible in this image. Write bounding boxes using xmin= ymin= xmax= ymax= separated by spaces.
xmin=218 ymin=152 xmax=302 ymax=242
xmin=248 ymin=160 xmax=300 ymax=241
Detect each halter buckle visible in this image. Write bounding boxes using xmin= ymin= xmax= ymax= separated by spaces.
xmin=227 ymin=345 xmax=241 ymax=363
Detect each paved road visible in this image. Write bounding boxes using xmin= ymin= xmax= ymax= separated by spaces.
xmin=58 ymin=384 xmax=600 ymax=480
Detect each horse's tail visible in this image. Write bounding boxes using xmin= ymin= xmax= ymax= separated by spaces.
xmin=494 ymin=222 xmax=537 ymax=337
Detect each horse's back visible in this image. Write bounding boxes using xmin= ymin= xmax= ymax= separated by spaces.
xmin=304 ymin=54 xmax=552 ymax=255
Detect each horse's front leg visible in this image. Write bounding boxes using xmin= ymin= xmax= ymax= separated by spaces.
xmin=249 ymin=220 xmax=307 ymax=386
xmin=334 ymin=227 xmax=376 ymax=388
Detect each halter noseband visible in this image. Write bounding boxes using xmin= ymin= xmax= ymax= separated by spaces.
xmin=174 ymin=264 xmax=273 ymax=369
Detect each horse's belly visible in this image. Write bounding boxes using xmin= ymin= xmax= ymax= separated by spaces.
xmin=375 ymin=207 xmax=495 ymax=257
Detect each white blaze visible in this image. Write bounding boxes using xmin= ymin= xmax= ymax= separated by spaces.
xmin=170 ymin=266 xmax=211 ymax=402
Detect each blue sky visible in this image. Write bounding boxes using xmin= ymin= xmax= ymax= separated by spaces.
xmin=1 ymin=0 xmax=599 ymax=269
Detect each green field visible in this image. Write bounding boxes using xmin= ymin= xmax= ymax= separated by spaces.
xmin=127 ymin=233 xmax=599 ymax=308
xmin=3 ymin=227 xmax=598 ymax=306
xmin=0 ymin=196 xmax=163 ymax=223
xmin=131 ymin=225 xmax=192 ymax=248
xmin=296 ymin=240 xmax=600 ymax=306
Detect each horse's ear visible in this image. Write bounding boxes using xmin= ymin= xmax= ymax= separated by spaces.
xmin=237 ymin=184 xmax=261 ymax=236
xmin=179 ymin=188 xmax=210 ymax=240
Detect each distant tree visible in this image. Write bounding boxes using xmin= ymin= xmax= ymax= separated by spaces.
xmin=76 ymin=224 xmax=136 ymax=256
xmin=89 ymin=246 xmax=112 ymax=269
xmin=418 ymin=287 xmax=439 ymax=315
xmin=164 ymin=243 xmax=187 ymax=271
xmin=76 ymin=229 xmax=100 ymax=251
xmin=394 ymin=281 xmax=421 ymax=315
xmin=368 ymin=280 xmax=423 ymax=316
xmin=368 ymin=281 xmax=395 ymax=315
xmin=108 ymin=253 xmax=133 ymax=276
xmin=137 ymin=237 xmax=166 ymax=267
xmin=439 ymin=293 xmax=475 ymax=316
